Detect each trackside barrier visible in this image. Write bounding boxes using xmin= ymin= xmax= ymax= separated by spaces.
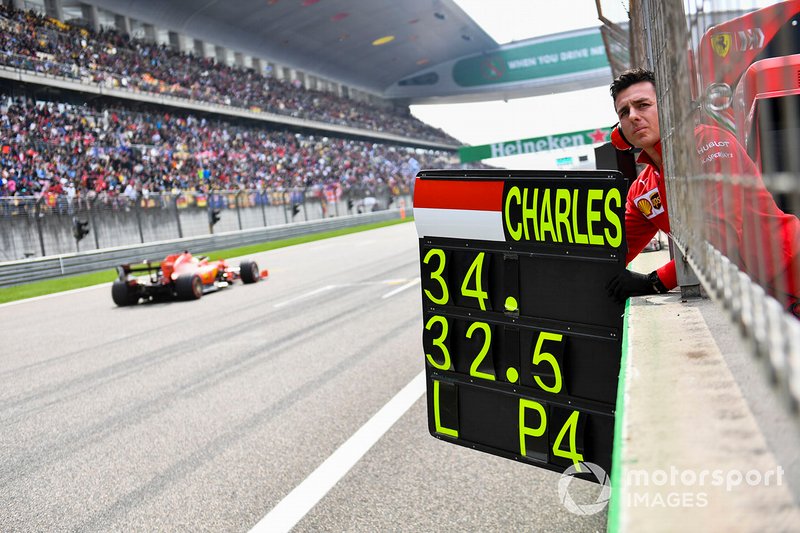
xmin=644 ymin=0 xmax=800 ymax=413
xmin=0 ymin=209 xmax=404 ymax=287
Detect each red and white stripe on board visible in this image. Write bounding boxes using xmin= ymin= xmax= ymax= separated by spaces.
xmin=413 ymin=179 xmax=506 ymax=241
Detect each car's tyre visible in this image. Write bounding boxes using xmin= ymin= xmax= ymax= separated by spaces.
xmin=112 ymin=280 xmax=139 ymax=306
xmin=176 ymin=274 xmax=203 ymax=300
xmin=240 ymin=260 xmax=259 ymax=284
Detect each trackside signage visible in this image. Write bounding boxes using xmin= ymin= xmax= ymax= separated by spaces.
xmin=412 ymin=169 xmax=627 ymax=479
xmin=385 ymin=29 xmax=612 ymax=101
xmin=452 ymin=32 xmax=608 ymax=87
xmin=458 ymin=127 xmax=613 ymax=163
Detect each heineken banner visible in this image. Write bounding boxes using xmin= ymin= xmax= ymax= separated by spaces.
xmin=458 ymin=127 xmax=613 ymax=163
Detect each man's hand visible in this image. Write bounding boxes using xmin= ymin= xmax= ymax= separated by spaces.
xmin=606 ymin=270 xmax=657 ymax=303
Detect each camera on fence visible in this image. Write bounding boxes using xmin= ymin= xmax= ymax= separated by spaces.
xmin=208 ymin=208 xmax=221 ymax=226
xmin=292 ymin=203 xmax=300 ymax=218
xmin=72 ymin=217 xmax=90 ymax=241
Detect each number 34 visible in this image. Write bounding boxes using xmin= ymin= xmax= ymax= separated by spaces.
xmin=423 ymin=248 xmax=488 ymax=310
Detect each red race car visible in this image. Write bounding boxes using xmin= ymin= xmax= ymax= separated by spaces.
xmin=112 ymin=251 xmax=268 ymax=306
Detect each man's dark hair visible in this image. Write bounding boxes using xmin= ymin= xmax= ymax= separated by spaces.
xmin=610 ymin=68 xmax=656 ymax=101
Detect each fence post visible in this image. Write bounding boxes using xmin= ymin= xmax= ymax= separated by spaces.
xmin=235 ymin=190 xmax=243 ymax=230
xmin=207 ymin=193 xmax=220 ymax=235
xmin=173 ymin=194 xmax=183 ymax=239
xmin=301 ymin=187 xmax=309 ymax=221
xmin=283 ymin=189 xmax=289 ymax=224
xmin=333 ymin=188 xmax=340 ymax=217
xmin=134 ymin=193 xmax=144 ymax=243
xmin=260 ymin=190 xmax=268 ymax=227
xmin=35 ymin=197 xmax=46 ymax=257
xmin=89 ymin=195 xmax=99 ymax=250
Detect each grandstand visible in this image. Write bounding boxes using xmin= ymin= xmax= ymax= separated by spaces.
xmin=0 ymin=0 xmax=509 ymax=259
xmin=0 ymin=3 xmax=462 ymax=144
xmin=0 ymin=93 xmax=457 ymax=204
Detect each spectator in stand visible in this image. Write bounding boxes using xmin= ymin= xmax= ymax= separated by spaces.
xmin=0 ymin=3 xmax=459 ymax=145
xmin=0 ymin=93 xmax=491 ymax=207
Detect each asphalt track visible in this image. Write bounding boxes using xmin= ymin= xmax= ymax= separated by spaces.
xmin=0 ymin=222 xmax=607 ymax=532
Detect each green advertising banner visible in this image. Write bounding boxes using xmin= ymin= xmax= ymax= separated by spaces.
xmin=458 ymin=127 xmax=613 ymax=163
xmin=453 ymin=32 xmax=608 ymax=87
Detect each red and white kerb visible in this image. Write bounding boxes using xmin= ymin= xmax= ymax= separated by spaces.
xmin=413 ymin=179 xmax=506 ymax=241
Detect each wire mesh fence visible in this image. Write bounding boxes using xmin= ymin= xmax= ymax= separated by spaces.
xmin=641 ymin=0 xmax=800 ymax=410
xmin=0 ymin=186 xmax=412 ymax=261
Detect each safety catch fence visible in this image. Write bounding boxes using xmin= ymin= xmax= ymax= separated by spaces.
xmin=640 ymin=0 xmax=800 ymax=411
xmin=0 ymin=187 xmax=411 ymax=262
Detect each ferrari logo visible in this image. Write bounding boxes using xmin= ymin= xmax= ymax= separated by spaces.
xmin=712 ymin=33 xmax=732 ymax=57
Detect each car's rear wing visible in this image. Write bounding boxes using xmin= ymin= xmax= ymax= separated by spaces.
xmin=117 ymin=260 xmax=161 ymax=281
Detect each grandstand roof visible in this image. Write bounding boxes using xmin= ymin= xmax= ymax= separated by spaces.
xmin=76 ymin=0 xmax=498 ymax=96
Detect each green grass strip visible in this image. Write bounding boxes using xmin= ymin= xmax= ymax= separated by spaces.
xmin=0 ymin=217 xmax=413 ymax=304
xmin=606 ymin=298 xmax=631 ymax=533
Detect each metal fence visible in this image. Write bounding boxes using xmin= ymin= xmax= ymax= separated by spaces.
xmin=0 ymin=187 xmax=412 ymax=262
xmin=0 ymin=208 xmax=407 ymax=287
xmin=640 ymin=0 xmax=800 ymax=410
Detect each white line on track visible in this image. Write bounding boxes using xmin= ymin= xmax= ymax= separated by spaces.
xmin=272 ymin=279 xmax=415 ymax=308
xmin=249 ymin=371 xmax=425 ymax=533
xmin=272 ymin=285 xmax=336 ymax=308
xmin=0 ymin=283 xmax=110 ymax=308
xmin=381 ymin=277 xmax=420 ymax=299
xmin=335 ymin=281 xmax=402 ymax=287
xmin=335 ymin=280 xmax=398 ymax=287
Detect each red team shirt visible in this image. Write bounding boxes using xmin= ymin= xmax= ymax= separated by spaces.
xmin=624 ymin=124 xmax=800 ymax=307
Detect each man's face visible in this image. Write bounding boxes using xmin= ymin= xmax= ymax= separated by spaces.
xmin=614 ymin=81 xmax=660 ymax=150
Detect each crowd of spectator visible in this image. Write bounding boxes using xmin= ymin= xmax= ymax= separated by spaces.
xmin=0 ymin=4 xmax=461 ymax=145
xmin=0 ymin=93 xmax=477 ymax=209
